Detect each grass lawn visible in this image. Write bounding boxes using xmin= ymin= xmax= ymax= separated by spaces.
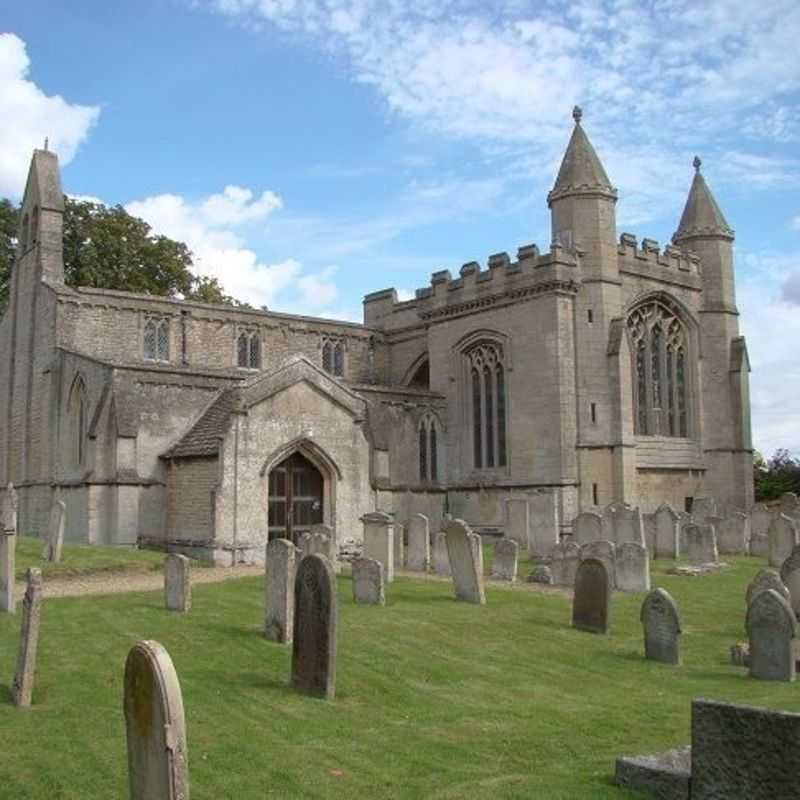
xmin=1 ymin=555 xmax=798 ymax=799
xmin=13 ymin=536 xmax=179 ymax=581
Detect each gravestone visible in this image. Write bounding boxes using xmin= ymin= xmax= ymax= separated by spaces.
xmin=685 ymin=524 xmax=718 ymax=565
xmin=504 ymin=497 xmax=529 ymax=549
xmin=43 ymin=499 xmax=66 ymax=562
xmin=574 ymin=511 xmax=602 ymax=545
xmin=527 ymin=566 xmax=552 ymax=584
xmin=528 ymin=491 xmax=560 ymax=558
xmin=124 ymin=640 xmax=189 ymax=799
xmin=745 ymin=568 xmax=789 ymax=608
xmin=393 ymin=523 xmax=405 ymax=569
xmin=445 ymin=519 xmax=485 ymax=605
xmin=491 ymin=539 xmax=518 ymax=581
xmin=406 ymin=514 xmax=430 ymax=572
xmin=572 ymin=558 xmax=610 ymax=634
xmin=745 ymin=588 xmax=796 ymax=682
xmin=2 ymin=482 xmax=18 ymax=533
xmin=654 ymin=503 xmax=680 ymax=559
xmin=749 ymin=533 xmax=769 ymax=558
xmin=580 ymin=540 xmax=616 ymax=589
xmin=298 ymin=532 xmax=313 ymax=559
xmin=12 ymin=568 xmax=43 ymax=708
xmin=640 ymin=588 xmax=681 ymax=665
xmin=265 ymin=538 xmax=296 ymax=644
xmin=291 ymin=554 xmax=337 ymax=699
xmin=717 ymin=512 xmax=750 ymax=555
xmin=310 ymin=525 xmax=337 ymax=565
xmin=470 ymin=533 xmax=485 ymax=578
xmin=361 ymin=512 xmax=394 ymax=583
xmin=612 ymin=505 xmax=645 ymax=546
xmin=352 ymin=558 xmax=385 ymax=605
xmin=691 ymin=698 xmax=800 ymax=800
xmin=164 ymin=554 xmax=191 ymax=613
xmin=550 ymin=541 xmax=580 ymax=586
xmin=780 ymin=492 xmax=800 ymax=520
xmin=616 ymin=542 xmax=650 ymax=593
xmin=768 ymin=514 xmax=798 ymax=568
xmin=750 ymin=503 xmax=772 ymax=538
xmin=0 ymin=528 xmax=15 ymax=613
xmin=691 ymin=496 xmax=717 ymax=523
xmin=433 ymin=531 xmax=451 ymax=576
xmin=779 ymin=545 xmax=800 ymax=618
xmin=641 ymin=513 xmax=656 ymax=553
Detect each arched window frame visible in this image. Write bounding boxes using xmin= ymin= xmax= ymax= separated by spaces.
xmin=418 ymin=413 xmax=441 ymax=483
xmin=321 ymin=337 xmax=345 ymax=377
xmin=236 ymin=328 xmax=261 ymax=370
xmin=143 ymin=315 xmax=170 ymax=362
xmin=626 ymin=297 xmax=693 ymax=438
xmin=68 ymin=376 xmax=88 ymax=468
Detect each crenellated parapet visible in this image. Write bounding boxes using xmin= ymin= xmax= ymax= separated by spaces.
xmin=617 ymin=232 xmax=702 ymax=289
xmin=364 ymin=242 xmax=580 ymax=329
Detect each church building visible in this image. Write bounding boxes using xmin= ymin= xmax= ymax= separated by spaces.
xmin=0 ymin=108 xmax=753 ymax=561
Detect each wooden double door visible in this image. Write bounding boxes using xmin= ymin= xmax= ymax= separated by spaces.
xmin=267 ymin=452 xmax=324 ymax=544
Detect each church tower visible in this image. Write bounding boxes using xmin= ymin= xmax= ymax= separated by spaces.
xmin=672 ymin=157 xmax=753 ymax=511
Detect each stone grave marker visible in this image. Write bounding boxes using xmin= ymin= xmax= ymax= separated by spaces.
xmin=750 ymin=503 xmax=772 ymax=538
xmin=717 ymin=512 xmax=749 ymax=555
xmin=780 ymin=491 xmax=800 ymax=520
xmin=491 ymin=539 xmax=518 ymax=581
xmin=640 ymin=588 xmax=681 ymax=665
xmin=691 ymin=496 xmax=717 ymax=523
xmin=470 ymin=533 xmax=485 ymax=578
xmin=574 ymin=511 xmax=602 ymax=545
xmin=550 ymin=541 xmax=580 ymax=586
xmin=572 ymin=557 xmax=610 ymax=634
xmin=393 ymin=523 xmax=405 ymax=570
xmin=745 ymin=588 xmax=796 ymax=682
xmin=612 ymin=505 xmax=645 ymax=546
xmin=352 ymin=557 xmax=384 ymax=605
xmin=654 ymin=503 xmax=680 ymax=559
xmin=3 ymin=483 xmax=18 ymax=534
xmin=164 ymin=554 xmax=191 ymax=613
xmin=406 ymin=514 xmax=430 ymax=572
xmin=124 ymin=639 xmax=190 ymax=799
xmin=361 ymin=512 xmax=394 ymax=583
xmin=445 ymin=519 xmax=485 ymax=605
xmin=528 ymin=491 xmax=559 ymax=558
xmin=641 ymin=512 xmax=656 ymax=553
xmin=768 ymin=513 xmax=798 ymax=568
xmin=580 ymin=540 xmax=616 ymax=589
xmin=43 ymin=499 xmax=66 ymax=562
xmin=298 ymin=532 xmax=313 ymax=559
xmin=433 ymin=531 xmax=451 ymax=576
xmin=0 ymin=528 xmax=15 ymax=614
xmin=749 ymin=533 xmax=769 ymax=559
xmin=779 ymin=545 xmax=800 ymax=618
xmin=504 ymin=497 xmax=529 ymax=549
xmin=745 ymin=568 xmax=789 ymax=608
xmin=685 ymin=524 xmax=718 ymax=565
xmin=265 ymin=538 xmax=296 ymax=644
xmin=310 ymin=524 xmax=337 ymax=565
xmin=291 ymin=554 xmax=337 ymax=699
xmin=12 ymin=568 xmax=43 ymax=708
xmin=616 ymin=542 xmax=650 ymax=593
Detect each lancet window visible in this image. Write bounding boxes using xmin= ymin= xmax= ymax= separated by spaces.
xmin=70 ymin=377 xmax=88 ymax=467
xmin=143 ymin=316 xmax=170 ymax=362
xmin=418 ymin=415 xmax=439 ymax=482
xmin=237 ymin=329 xmax=261 ymax=369
xmin=466 ymin=341 xmax=507 ymax=469
xmin=627 ymin=300 xmax=689 ymax=437
xmin=321 ymin=338 xmax=345 ymax=377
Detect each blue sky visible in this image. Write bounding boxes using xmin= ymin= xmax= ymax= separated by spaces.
xmin=1 ymin=0 xmax=799 ymax=456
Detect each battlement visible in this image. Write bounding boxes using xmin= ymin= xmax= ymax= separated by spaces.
xmin=364 ymin=242 xmax=580 ymax=329
xmin=617 ymin=232 xmax=701 ymax=285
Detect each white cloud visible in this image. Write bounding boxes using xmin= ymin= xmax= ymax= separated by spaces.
xmin=0 ymin=33 xmax=99 ymax=197
xmin=200 ymin=185 xmax=282 ymax=226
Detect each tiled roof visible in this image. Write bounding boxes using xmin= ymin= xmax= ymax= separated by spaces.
xmin=162 ymin=389 xmax=237 ymax=458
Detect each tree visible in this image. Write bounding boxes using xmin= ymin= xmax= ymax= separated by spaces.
xmin=754 ymin=449 xmax=800 ymax=502
xmin=0 ymin=196 xmax=243 ymax=310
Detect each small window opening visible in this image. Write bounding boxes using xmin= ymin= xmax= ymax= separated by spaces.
xmin=590 ymin=402 xmax=597 ymax=423
xmin=684 ymin=497 xmax=694 ymax=513
xmin=587 ymin=309 xmax=593 ymax=324
xmin=592 ymin=483 xmax=599 ymax=506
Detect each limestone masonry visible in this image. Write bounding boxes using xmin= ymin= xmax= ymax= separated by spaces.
xmin=0 ymin=108 xmax=752 ymax=560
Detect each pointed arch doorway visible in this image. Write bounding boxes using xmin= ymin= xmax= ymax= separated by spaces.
xmin=267 ymin=451 xmax=324 ymax=544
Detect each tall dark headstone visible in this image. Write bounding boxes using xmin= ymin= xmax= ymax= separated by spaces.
xmin=572 ymin=557 xmax=610 ymax=634
xmin=746 ymin=588 xmax=796 ymax=682
xmin=640 ymin=588 xmax=681 ymax=665
xmin=291 ymin=554 xmax=337 ymax=700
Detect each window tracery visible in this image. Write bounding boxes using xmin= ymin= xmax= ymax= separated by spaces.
xmin=321 ymin=338 xmax=345 ymax=377
xmin=465 ymin=341 xmax=507 ymax=469
xmin=418 ymin=414 xmax=439 ymax=482
xmin=237 ymin=329 xmax=261 ymax=369
xmin=143 ymin=316 xmax=170 ymax=362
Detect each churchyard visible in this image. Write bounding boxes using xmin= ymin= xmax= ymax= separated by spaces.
xmin=2 ymin=535 xmax=800 ymax=798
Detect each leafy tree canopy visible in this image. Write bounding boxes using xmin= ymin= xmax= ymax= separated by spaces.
xmin=754 ymin=448 xmax=800 ymax=502
xmin=0 ymin=196 xmax=244 ymax=310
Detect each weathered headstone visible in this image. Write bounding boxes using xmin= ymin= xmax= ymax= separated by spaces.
xmin=749 ymin=533 xmax=769 ymax=559
xmin=780 ymin=545 xmax=800 ymax=618
xmin=612 ymin=505 xmax=645 ymax=546
xmin=745 ymin=568 xmax=790 ymax=608
xmin=2 ymin=483 xmax=18 ymax=533
xmin=691 ymin=698 xmax=800 ymax=800
xmin=691 ymin=496 xmax=717 ymax=523
xmin=745 ymin=588 xmax=796 ymax=682
xmin=685 ymin=524 xmax=718 ymax=565
xmin=504 ymin=497 xmax=529 ymax=549
xmin=572 ymin=558 xmax=610 ymax=634
xmin=352 ymin=557 xmax=385 ymax=605
xmin=0 ymin=528 xmax=15 ymax=613
xmin=717 ymin=512 xmax=750 ymax=555
xmin=361 ymin=512 xmax=394 ymax=583
xmin=124 ymin=639 xmax=190 ymax=799
xmin=750 ymin=503 xmax=772 ymax=538
xmin=580 ymin=540 xmax=616 ymax=589
xmin=616 ymin=542 xmax=650 ymax=593
xmin=491 ymin=539 xmax=518 ymax=581
xmin=550 ymin=541 xmax=580 ymax=586
xmin=164 ymin=554 xmax=191 ymax=613
xmin=12 ymin=568 xmax=43 ymax=708
xmin=527 ymin=565 xmax=552 ymax=584
xmin=445 ymin=519 xmax=485 ymax=605
xmin=43 ymin=499 xmax=66 ymax=562
xmin=265 ymin=538 xmax=295 ymax=643
xmin=641 ymin=512 xmax=656 ymax=553
xmin=470 ymin=533 xmax=485 ymax=578
xmin=768 ymin=513 xmax=798 ymax=568
xmin=527 ymin=491 xmax=560 ymax=557
xmin=433 ymin=531 xmax=451 ymax=576
xmin=406 ymin=513 xmax=430 ymax=572
xmin=298 ymin=532 xmax=313 ymax=559
xmin=780 ymin=491 xmax=800 ymax=520
xmin=654 ymin=503 xmax=680 ymax=559
xmin=573 ymin=511 xmax=602 ymax=545
xmin=640 ymin=588 xmax=681 ymax=665
xmin=310 ymin=525 xmax=337 ymax=565
xmin=393 ymin=523 xmax=405 ymax=569
xmin=291 ymin=554 xmax=337 ymax=699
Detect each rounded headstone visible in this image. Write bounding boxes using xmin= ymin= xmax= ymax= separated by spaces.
xmin=745 ymin=589 xmax=796 ymax=682
xmin=640 ymin=588 xmax=681 ymax=665
xmin=572 ymin=557 xmax=610 ymax=634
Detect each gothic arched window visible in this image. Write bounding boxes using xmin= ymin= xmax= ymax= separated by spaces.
xmin=627 ymin=300 xmax=689 ymax=437
xmin=321 ymin=338 xmax=344 ymax=377
xmin=237 ymin=329 xmax=261 ymax=369
xmin=465 ymin=341 xmax=507 ymax=469
xmin=418 ymin=415 xmax=440 ymax=482
xmin=144 ymin=316 xmax=170 ymax=362
xmin=69 ymin=377 xmax=88 ymax=467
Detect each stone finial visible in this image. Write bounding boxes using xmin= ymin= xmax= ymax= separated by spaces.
xmin=572 ymin=105 xmax=583 ymax=124
xmin=44 ymin=137 xmax=49 ymax=151
xmin=693 ymin=155 xmax=701 ymax=172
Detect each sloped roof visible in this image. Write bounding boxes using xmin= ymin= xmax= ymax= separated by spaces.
xmin=24 ymin=149 xmax=64 ymax=211
xmin=673 ymin=158 xmax=734 ymax=243
xmin=162 ymin=389 xmax=237 ymax=458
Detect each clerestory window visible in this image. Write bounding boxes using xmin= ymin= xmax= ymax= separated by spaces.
xmin=627 ymin=300 xmax=689 ymax=437
xmin=237 ymin=329 xmax=261 ymax=369
xmin=321 ymin=338 xmax=345 ymax=377
xmin=143 ymin=316 xmax=170 ymax=362
xmin=466 ymin=341 xmax=507 ymax=469
xmin=418 ymin=415 xmax=439 ymax=482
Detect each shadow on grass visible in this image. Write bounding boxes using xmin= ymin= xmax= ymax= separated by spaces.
xmin=0 ymin=682 xmax=13 ymax=705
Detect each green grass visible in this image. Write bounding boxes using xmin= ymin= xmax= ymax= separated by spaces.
xmin=0 ymin=555 xmax=797 ymax=799
xmin=12 ymin=536 xmax=183 ymax=581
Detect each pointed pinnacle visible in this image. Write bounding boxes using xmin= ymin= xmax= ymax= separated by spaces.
xmin=693 ymin=155 xmax=701 ymax=172
xmin=572 ymin=105 xmax=583 ymax=125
